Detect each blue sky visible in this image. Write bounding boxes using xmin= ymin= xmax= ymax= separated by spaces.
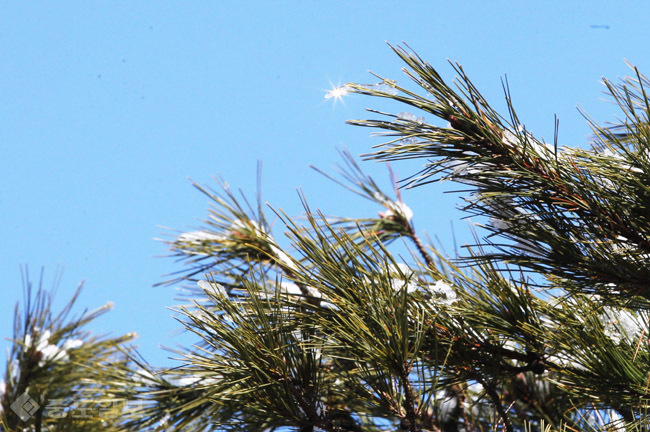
xmin=2 ymin=2 xmax=649 ymax=368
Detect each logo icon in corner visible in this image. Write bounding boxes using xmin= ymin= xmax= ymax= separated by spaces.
xmin=10 ymin=392 xmax=40 ymax=421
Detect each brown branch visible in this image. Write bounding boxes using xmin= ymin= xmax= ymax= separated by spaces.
xmin=476 ymin=377 xmax=513 ymax=432
xmin=406 ymin=224 xmax=435 ymax=270
xmin=399 ymin=369 xmax=420 ymax=432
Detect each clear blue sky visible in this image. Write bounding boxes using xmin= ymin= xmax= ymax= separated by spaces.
xmin=2 ymin=2 xmax=648 ymax=368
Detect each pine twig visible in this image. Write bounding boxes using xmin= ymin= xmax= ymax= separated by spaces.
xmin=406 ymin=224 xmax=435 ymax=270
xmin=478 ymin=377 xmax=513 ymax=432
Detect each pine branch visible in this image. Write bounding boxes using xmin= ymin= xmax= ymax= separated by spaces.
xmin=0 ymin=267 xmax=138 ymax=432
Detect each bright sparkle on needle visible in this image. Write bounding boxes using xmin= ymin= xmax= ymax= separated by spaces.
xmin=324 ymin=84 xmax=350 ymax=104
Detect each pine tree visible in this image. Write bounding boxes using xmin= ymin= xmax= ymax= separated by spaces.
xmin=2 ymin=44 xmax=650 ymax=431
